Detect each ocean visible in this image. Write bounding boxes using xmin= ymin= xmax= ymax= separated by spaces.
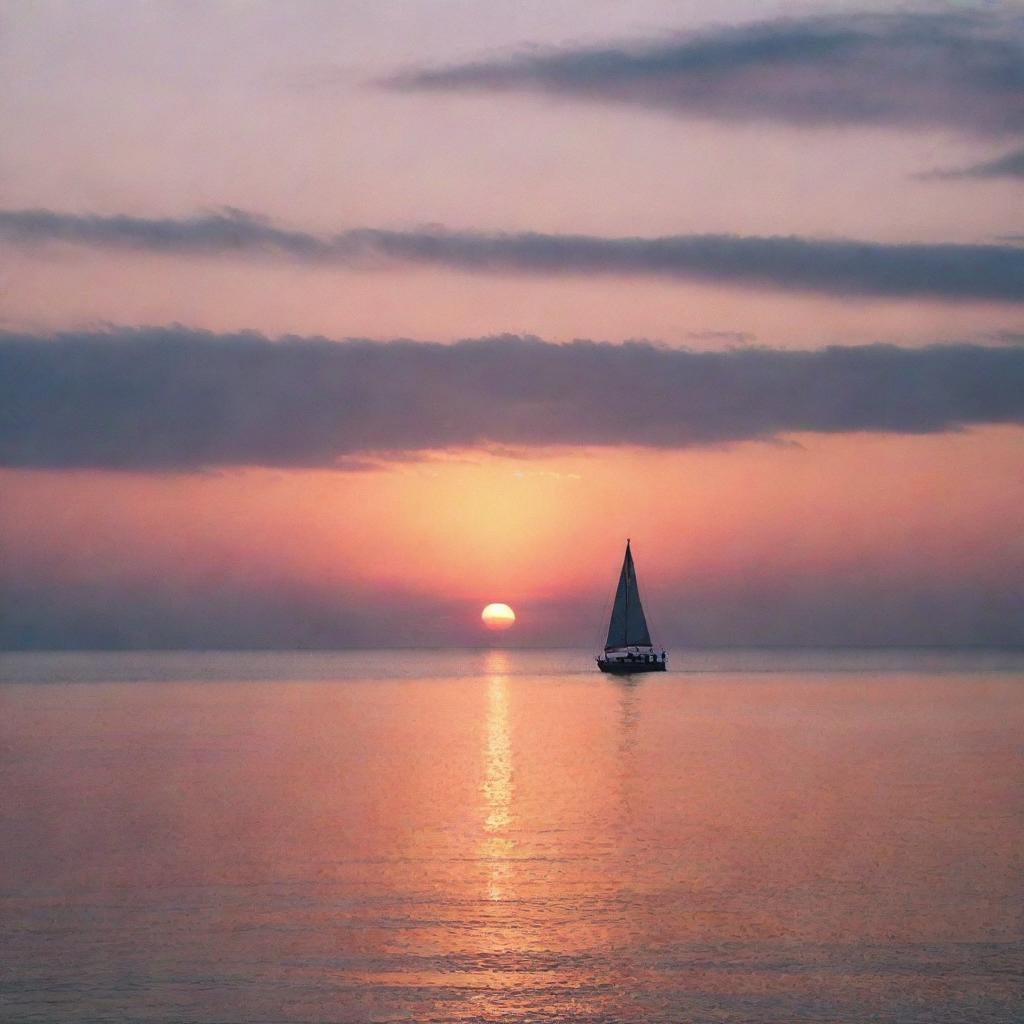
xmin=1 ymin=648 xmax=1022 ymax=1023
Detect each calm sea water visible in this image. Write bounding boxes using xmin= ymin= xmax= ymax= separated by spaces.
xmin=1 ymin=649 xmax=1022 ymax=1023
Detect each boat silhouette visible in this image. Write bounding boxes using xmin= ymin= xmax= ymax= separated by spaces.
xmin=597 ymin=540 xmax=667 ymax=674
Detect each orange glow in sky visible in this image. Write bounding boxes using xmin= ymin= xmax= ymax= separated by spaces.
xmin=2 ymin=424 xmax=1021 ymax=646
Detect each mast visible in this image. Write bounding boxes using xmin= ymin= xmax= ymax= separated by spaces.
xmin=624 ymin=537 xmax=630 ymax=643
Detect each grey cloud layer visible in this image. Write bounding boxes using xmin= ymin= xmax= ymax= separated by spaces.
xmin=2 ymin=329 xmax=1022 ymax=470
xmin=384 ymin=10 xmax=1024 ymax=137
xmin=3 ymin=209 xmax=1024 ymax=302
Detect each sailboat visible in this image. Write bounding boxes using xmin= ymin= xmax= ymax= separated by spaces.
xmin=597 ymin=540 xmax=667 ymax=674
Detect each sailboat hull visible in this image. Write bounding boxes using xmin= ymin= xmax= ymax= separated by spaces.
xmin=597 ymin=657 xmax=666 ymax=675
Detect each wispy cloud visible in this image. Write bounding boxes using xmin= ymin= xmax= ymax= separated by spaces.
xmin=2 ymin=328 xmax=1022 ymax=471
xmin=685 ymin=330 xmax=755 ymax=345
xmin=923 ymin=145 xmax=1024 ymax=181
xmin=382 ymin=10 xmax=1024 ymax=137
xmin=3 ymin=208 xmax=1024 ymax=302
xmin=0 ymin=208 xmax=333 ymax=260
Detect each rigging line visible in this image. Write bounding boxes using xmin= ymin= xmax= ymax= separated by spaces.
xmin=630 ymin=542 xmax=658 ymax=649
xmin=628 ymin=544 xmax=648 ymax=646
xmin=593 ymin=571 xmax=616 ymax=653
xmin=593 ymin=540 xmax=626 ymax=652
xmin=624 ymin=546 xmax=630 ymax=646
xmin=634 ymin=571 xmax=661 ymax=651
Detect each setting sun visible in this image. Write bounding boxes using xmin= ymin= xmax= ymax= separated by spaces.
xmin=481 ymin=603 xmax=516 ymax=631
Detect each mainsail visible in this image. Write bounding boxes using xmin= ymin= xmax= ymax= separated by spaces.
xmin=604 ymin=540 xmax=652 ymax=649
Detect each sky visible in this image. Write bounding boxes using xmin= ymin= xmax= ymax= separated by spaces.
xmin=1 ymin=0 xmax=1022 ymax=648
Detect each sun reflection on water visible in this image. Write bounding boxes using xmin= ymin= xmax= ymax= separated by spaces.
xmin=615 ymin=677 xmax=640 ymax=830
xmin=481 ymin=650 xmax=514 ymax=900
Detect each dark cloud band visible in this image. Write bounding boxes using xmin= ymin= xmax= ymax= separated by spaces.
xmin=383 ymin=10 xmax=1024 ymax=138
xmin=3 ymin=208 xmax=1024 ymax=302
xmin=2 ymin=328 xmax=1022 ymax=470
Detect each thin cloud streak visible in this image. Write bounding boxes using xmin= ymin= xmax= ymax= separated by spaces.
xmin=0 ymin=208 xmax=333 ymax=260
xmin=924 ymin=145 xmax=1024 ymax=181
xmin=383 ymin=10 xmax=1024 ymax=137
xmin=2 ymin=328 xmax=1022 ymax=470
xmin=3 ymin=208 xmax=1024 ymax=302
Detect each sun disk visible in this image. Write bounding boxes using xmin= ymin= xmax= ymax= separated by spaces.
xmin=481 ymin=603 xmax=516 ymax=631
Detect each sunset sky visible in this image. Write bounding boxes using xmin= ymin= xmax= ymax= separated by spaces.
xmin=1 ymin=1 xmax=1022 ymax=648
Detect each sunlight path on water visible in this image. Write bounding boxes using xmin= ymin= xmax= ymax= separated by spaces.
xmin=482 ymin=652 xmax=514 ymax=901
